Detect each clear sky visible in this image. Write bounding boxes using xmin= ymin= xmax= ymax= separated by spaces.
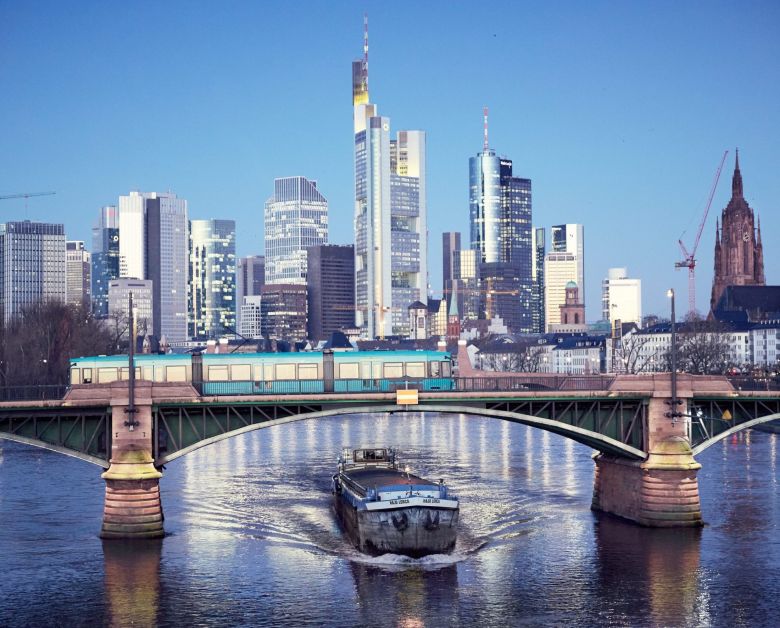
xmin=1 ymin=1 xmax=778 ymax=318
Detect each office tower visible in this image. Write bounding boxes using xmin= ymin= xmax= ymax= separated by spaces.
xmin=550 ymin=224 xmax=584 ymax=294
xmin=307 ymin=244 xmax=355 ymax=342
xmin=544 ymin=251 xmax=579 ymax=330
xmin=0 ymin=221 xmax=66 ymax=324
xmin=239 ymin=296 xmax=262 ymax=339
xmin=531 ymin=227 xmax=545 ymax=333
xmin=260 ymin=284 xmax=308 ymax=342
xmin=601 ymin=267 xmax=642 ymax=327
xmin=711 ymin=151 xmax=765 ymax=311
xmin=66 ymin=241 xmax=91 ymax=309
xmin=236 ymin=255 xmax=265 ymax=332
xmin=189 ymin=219 xmax=236 ymax=339
xmin=442 ymin=232 xmax=461 ymax=304
xmin=108 ymin=278 xmax=153 ymax=336
xmin=91 ymin=205 xmax=120 ymax=318
xmin=237 ymin=255 xmax=265 ymax=300
xmin=264 ymin=176 xmax=328 ymax=285
xmin=456 ymin=248 xmax=480 ymax=321
xmin=117 ymin=191 xmax=189 ymax=342
xmin=469 ymin=114 xmax=532 ymax=333
xmin=353 ymin=20 xmax=427 ymax=338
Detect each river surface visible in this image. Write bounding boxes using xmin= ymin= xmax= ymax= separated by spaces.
xmin=0 ymin=413 xmax=778 ymax=627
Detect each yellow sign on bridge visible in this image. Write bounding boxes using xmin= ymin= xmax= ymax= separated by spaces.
xmin=396 ymin=388 xmax=418 ymax=405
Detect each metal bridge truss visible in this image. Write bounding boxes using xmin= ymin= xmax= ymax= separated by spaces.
xmin=153 ymin=398 xmax=648 ymax=464
xmin=690 ymin=397 xmax=780 ymax=454
xmin=0 ymin=406 xmax=111 ymax=467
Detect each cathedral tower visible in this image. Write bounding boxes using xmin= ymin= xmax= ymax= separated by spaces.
xmin=710 ymin=151 xmax=765 ymax=311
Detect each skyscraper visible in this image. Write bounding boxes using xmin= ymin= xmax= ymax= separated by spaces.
xmin=469 ymin=114 xmax=532 ymax=333
xmin=260 ymin=284 xmax=308 ymax=342
xmin=236 ymin=255 xmax=265 ymax=333
xmin=118 ymin=191 xmax=189 ymax=342
xmin=307 ymin=244 xmax=355 ymax=342
xmin=710 ymin=151 xmax=765 ymax=311
xmin=353 ymin=18 xmax=427 ymax=338
xmin=544 ymin=251 xmax=578 ymax=330
xmin=66 ymin=241 xmax=91 ymax=309
xmin=551 ymin=224 xmax=585 ymax=294
xmin=189 ymin=219 xmax=236 ymax=339
xmin=0 ymin=221 xmax=66 ymax=324
xmin=442 ymin=231 xmax=461 ymax=305
xmin=108 ymin=278 xmax=153 ymax=336
xmin=531 ymin=227 xmax=546 ymax=333
xmin=264 ymin=176 xmax=328 ymax=285
xmin=601 ymin=267 xmax=642 ymax=327
xmin=91 ymin=205 xmax=120 ymax=318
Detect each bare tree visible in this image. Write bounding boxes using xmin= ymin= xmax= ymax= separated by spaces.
xmin=481 ymin=344 xmax=545 ymax=372
xmin=663 ymin=314 xmax=732 ymax=375
xmin=611 ymin=333 xmax=661 ymax=374
xmin=1 ymin=301 xmax=116 ymax=386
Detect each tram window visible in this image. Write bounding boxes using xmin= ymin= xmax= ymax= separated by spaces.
xmin=119 ymin=367 xmax=141 ymax=381
xmin=298 ymin=364 xmax=318 ymax=380
xmin=442 ymin=361 xmax=452 ymax=377
xmin=97 ymin=368 xmax=118 ymax=384
xmin=83 ymin=368 xmax=92 ymax=384
xmin=70 ymin=369 xmax=80 ymax=385
xmin=339 ymin=363 xmax=359 ymax=379
xmin=142 ymin=367 xmax=153 ymax=381
xmin=430 ymin=361 xmax=440 ymax=377
xmin=406 ymin=362 xmax=425 ymax=378
xmin=276 ymin=363 xmax=296 ymax=380
xmin=263 ymin=364 xmax=274 ymax=381
xmin=166 ymin=365 xmax=187 ymax=382
xmin=383 ymin=363 xmax=403 ymax=378
xmin=230 ymin=364 xmax=251 ymax=380
xmin=208 ymin=365 xmax=229 ymax=381
xmin=253 ymin=364 xmax=263 ymax=381
xmin=360 ymin=362 xmax=371 ymax=379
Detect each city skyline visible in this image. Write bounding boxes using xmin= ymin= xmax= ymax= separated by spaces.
xmin=1 ymin=2 xmax=778 ymax=317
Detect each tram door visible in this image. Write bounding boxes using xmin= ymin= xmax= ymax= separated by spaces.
xmin=323 ymin=351 xmax=334 ymax=392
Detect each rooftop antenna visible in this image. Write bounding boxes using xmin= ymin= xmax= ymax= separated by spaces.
xmin=483 ymin=106 xmax=489 ymax=151
xmin=363 ymin=13 xmax=369 ymax=93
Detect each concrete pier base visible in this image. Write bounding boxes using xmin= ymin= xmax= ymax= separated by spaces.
xmin=592 ymin=440 xmax=702 ymax=527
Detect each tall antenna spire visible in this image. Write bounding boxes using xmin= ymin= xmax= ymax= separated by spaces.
xmin=363 ymin=13 xmax=369 ymax=93
xmin=483 ymin=106 xmax=489 ymax=151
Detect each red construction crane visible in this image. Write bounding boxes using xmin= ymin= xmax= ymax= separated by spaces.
xmin=675 ymin=150 xmax=728 ymax=315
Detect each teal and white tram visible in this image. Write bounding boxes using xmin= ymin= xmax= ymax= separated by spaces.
xmin=69 ymin=350 xmax=454 ymax=394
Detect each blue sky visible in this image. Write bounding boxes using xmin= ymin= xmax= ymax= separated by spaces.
xmin=1 ymin=1 xmax=778 ymax=318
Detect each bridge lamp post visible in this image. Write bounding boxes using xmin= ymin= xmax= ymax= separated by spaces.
xmin=125 ymin=293 xmax=140 ymax=431
xmin=666 ymin=289 xmax=682 ymax=422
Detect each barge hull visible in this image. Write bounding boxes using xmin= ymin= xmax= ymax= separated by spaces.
xmin=334 ymin=496 xmax=458 ymax=557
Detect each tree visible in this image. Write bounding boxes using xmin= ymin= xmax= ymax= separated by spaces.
xmin=666 ymin=314 xmax=732 ymax=375
xmin=0 ymin=301 xmax=117 ymax=386
xmin=610 ymin=332 xmax=660 ymax=374
xmin=480 ymin=343 xmax=545 ymax=372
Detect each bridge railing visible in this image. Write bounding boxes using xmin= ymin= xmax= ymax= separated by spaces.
xmin=0 ymin=385 xmax=69 ymax=402
xmin=726 ymin=376 xmax=780 ymax=392
xmin=453 ymin=375 xmax=615 ymax=392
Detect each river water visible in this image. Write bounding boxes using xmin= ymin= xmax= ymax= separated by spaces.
xmin=0 ymin=413 xmax=778 ymax=627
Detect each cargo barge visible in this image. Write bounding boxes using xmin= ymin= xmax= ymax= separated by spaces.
xmin=332 ymin=448 xmax=459 ymax=557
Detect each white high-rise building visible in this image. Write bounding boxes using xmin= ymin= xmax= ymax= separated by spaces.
xmin=264 ymin=177 xmax=328 ymax=285
xmin=108 ymin=278 xmax=153 ymax=337
xmin=239 ymin=295 xmax=262 ymax=339
xmin=544 ymin=251 xmax=578 ymax=330
xmin=66 ymin=241 xmax=91 ymax=309
xmin=551 ymin=224 xmax=584 ymax=295
xmin=601 ymin=267 xmax=642 ymax=327
xmin=117 ymin=191 xmax=189 ymax=341
xmin=352 ymin=20 xmax=427 ymax=338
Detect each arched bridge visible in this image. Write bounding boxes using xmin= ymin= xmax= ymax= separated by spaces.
xmin=0 ymin=374 xmax=777 ymax=535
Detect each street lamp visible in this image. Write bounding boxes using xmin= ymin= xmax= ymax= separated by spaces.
xmin=666 ymin=289 xmax=682 ymax=422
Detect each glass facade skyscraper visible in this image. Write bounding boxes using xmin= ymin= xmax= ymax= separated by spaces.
xmin=189 ymin=219 xmax=236 ymax=339
xmin=469 ymin=146 xmax=532 ymax=333
xmin=91 ymin=205 xmax=120 ymax=318
xmin=0 ymin=221 xmax=66 ymax=324
xmin=353 ymin=25 xmax=427 ymax=338
xmin=264 ymin=176 xmax=328 ymax=286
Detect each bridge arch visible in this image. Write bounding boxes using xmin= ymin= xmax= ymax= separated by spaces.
xmin=0 ymin=433 xmax=109 ymax=468
xmin=156 ymin=404 xmax=646 ymax=466
xmin=691 ymin=412 xmax=780 ymax=456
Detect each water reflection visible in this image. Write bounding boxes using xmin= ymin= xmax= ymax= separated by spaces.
xmin=594 ymin=514 xmax=702 ymax=626
xmin=349 ymin=561 xmax=459 ymax=627
xmin=103 ymin=540 xmax=162 ymax=628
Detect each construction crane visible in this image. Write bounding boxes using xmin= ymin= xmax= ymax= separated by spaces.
xmin=675 ymin=151 xmax=728 ymax=315
xmin=0 ymin=191 xmax=56 ymax=201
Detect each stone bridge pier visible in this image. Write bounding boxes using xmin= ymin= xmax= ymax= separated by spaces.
xmin=592 ymin=375 xmax=703 ymax=527
xmin=100 ymin=381 xmax=165 ymax=539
